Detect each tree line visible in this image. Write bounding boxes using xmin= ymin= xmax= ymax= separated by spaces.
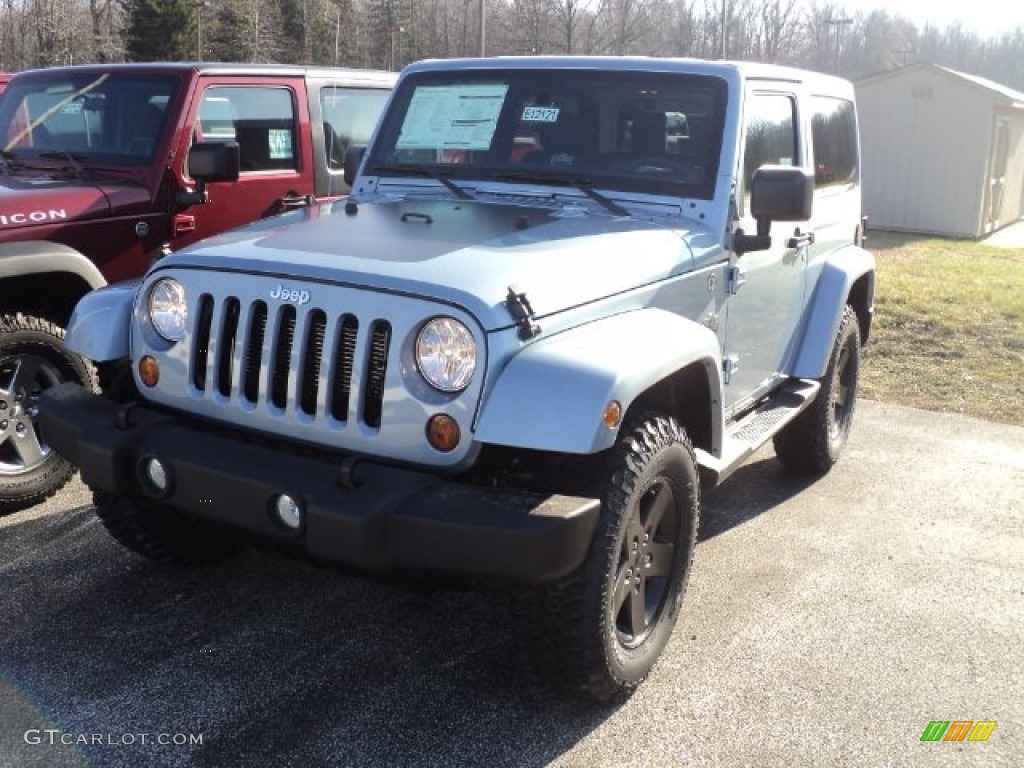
xmin=1 ymin=0 xmax=1023 ymax=91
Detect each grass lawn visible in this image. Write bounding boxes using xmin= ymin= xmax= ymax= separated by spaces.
xmin=860 ymin=230 xmax=1024 ymax=426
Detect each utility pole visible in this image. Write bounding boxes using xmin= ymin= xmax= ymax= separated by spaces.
xmin=827 ymin=16 xmax=853 ymax=75
xmin=195 ymin=1 xmax=209 ymax=61
xmin=720 ymin=0 xmax=728 ymax=59
xmin=479 ymin=0 xmax=486 ymax=57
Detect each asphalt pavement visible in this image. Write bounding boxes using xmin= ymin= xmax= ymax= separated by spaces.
xmin=1 ymin=400 xmax=1021 ymax=768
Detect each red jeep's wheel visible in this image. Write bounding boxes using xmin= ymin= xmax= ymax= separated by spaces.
xmin=0 ymin=313 xmax=97 ymax=513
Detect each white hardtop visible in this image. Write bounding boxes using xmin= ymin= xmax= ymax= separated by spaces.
xmin=402 ymin=56 xmax=854 ymax=96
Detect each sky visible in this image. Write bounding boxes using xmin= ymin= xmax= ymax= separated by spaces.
xmin=837 ymin=0 xmax=1024 ymax=40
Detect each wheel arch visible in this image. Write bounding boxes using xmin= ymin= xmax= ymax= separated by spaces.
xmin=474 ymin=308 xmax=723 ymax=456
xmin=622 ymin=360 xmax=721 ymax=458
xmin=791 ymin=246 xmax=874 ymax=379
xmin=0 ymin=242 xmax=107 ymax=327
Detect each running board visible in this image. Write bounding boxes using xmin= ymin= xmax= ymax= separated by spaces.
xmin=695 ymin=379 xmax=820 ymax=487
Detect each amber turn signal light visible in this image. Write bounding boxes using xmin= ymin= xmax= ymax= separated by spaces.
xmin=602 ymin=400 xmax=623 ymax=429
xmin=138 ymin=356 xmax=160 ymax=387
xmin=426 ymin=414 xmax=460 ymax=452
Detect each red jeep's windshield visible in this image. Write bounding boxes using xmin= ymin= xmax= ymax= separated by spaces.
xmin=0 ymin=72 xmax=179 ymax=166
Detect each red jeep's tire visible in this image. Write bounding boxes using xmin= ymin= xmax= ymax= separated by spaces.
xmin=0 ymin=313 xmax=97 ymax=513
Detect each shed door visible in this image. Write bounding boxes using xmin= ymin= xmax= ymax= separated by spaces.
xmin=987 ymin=118 xmax=1010 ymax=231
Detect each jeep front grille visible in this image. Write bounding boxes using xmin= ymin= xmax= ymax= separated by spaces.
xmin=190 ymin=293 xmax=391 ymax=427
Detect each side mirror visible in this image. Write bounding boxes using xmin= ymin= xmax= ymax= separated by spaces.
xmin=177 ymin=141 xmax=241 ymax=206
xmin=734 ymin=165 xmax=814 ymax=254
xmin=750 ymin=165 xmax=813 ymax=222
xmin=343 ymin=145 xmax=366 ymax=187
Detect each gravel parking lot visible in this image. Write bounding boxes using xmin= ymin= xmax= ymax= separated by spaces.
xmin=1 ymin=400 xmax=1021 ymax=767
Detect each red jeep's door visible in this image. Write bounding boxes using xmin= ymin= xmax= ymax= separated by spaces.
xmin=170 ymin=76 xmax=314 ymax=248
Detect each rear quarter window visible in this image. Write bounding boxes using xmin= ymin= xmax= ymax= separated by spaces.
xmin=811 ymin=96 xmax=858 ymax=190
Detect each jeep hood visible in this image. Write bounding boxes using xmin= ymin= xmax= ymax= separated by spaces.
xmin=162 ymin=199 xmax=706 ymax=331
xmin=0 ymin=175 xmax=147 ymax=232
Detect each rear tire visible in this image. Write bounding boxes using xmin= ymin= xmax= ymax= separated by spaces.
xmin=774 ymin=304 xmax=861 ymax=473
xmin=523 ymin=414 xmax=700 ymax=702
xmin=0 ymin=313 xmax=97 ymax=513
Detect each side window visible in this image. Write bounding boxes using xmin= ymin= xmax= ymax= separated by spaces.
xmin=321 ymin=86 xmax=391 ymax=171
xmin=811 ymin=96 xmax=858 ymax=190
xmin=742 ymin=93 xmax=797 ymax=206
xmin=196 ymin=86 xmax=297 ymax=173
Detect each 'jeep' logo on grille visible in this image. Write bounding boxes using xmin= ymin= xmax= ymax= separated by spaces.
xmin=270 ymin=284 xmax=311 ymax=305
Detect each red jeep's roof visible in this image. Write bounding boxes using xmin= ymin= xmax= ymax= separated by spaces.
xmin=7 ymin=62 xmax=395 ymax=86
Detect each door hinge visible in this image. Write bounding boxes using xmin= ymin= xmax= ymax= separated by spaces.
xmin=723 ymin=355 xmax=739 ymax=385
xmin=727 ymin=265 xmax=746 ymax=295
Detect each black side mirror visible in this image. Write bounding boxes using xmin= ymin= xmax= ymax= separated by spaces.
xmin=343 ymin=145 xmax=366 ymax=187
xmin=734 ymin=165 xmax=814 ymax=254
xmin=750 ymin=165 xmax=813 ymax=222
xmin=177 ymin=141 xmax=241 ymax=206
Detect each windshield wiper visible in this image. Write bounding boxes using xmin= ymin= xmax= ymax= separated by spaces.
xmin=37 ymin=150 xmax=90 ymax=179
xmin=492 ymin=171 xmax=630 ymax=217
xmin=371 ymin=163 xmax=473 ymax=200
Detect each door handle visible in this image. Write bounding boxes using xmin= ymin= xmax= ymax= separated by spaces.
xmin=172 ymin=213 xmax=195 ymax=237
xmin=786 ymin=228 xmax=815 ymax=248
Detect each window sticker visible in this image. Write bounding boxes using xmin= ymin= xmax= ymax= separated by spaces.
xmin=521 ymin=106 xmax=560 ymax=123
xmin=60 ymin=101 xmax=84 ymax=115
xmin=268 ymin=129 xmax=293 ymax=160
xmin=397 ymin=84 xmax=508 ymax=151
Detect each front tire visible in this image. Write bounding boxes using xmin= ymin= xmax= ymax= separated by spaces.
xmin=94 ymin=492 xmax=240 ymax=565
xmin=527 ymin=414 xmax=701 ymax=702
xmin=773 ymin=304 xmax=861 ymax=473
xmin=0 ymin=313 xmax=98 ymax=513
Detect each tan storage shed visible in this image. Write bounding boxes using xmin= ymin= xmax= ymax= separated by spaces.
xmin=855 ymin=63 xmax=1024 ymax=238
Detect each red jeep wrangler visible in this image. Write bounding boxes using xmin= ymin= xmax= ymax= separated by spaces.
xmin=0 ymin=62 xmax=395 ymax=510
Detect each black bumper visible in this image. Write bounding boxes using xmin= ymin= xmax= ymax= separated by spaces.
xmin=39 ymin=383 xmax=600 ymax=583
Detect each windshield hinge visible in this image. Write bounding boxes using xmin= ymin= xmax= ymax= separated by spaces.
xmin=505 ymin=285 xmax=541 ymax=340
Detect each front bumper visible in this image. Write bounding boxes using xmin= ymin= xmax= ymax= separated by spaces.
xmin=39 ymin=384 xmax=600 ymax=583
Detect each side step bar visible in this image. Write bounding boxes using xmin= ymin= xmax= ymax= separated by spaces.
xmin=695 ymin=379 xmax=820 ymax=488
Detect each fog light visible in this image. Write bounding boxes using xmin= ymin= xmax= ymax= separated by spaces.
xmin=273 ymin=493 xmax=303 ymax=530
xmin=143 ymin=456 xmax=169 ymax=493
xmin=139 ymin=355 xmax=160 ymax=387
xmin=426 ymin=414 xmax=460 ymax=452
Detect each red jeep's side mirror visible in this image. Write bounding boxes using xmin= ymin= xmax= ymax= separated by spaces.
xmin=177 ymin=141 xmax=241 ymax=206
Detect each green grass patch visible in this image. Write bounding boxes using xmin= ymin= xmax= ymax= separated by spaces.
xmin=860 ymin=230 xmax=1024 ymax=425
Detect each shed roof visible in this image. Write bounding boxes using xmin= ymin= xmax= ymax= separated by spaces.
xmin=857 ymin=62 xmax=1024 ymax=108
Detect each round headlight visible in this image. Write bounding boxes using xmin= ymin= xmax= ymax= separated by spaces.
xmin=415 ymin=317 xmax=477 ymax=393
xmin=148 ymin=278 xmax=188 ymax=342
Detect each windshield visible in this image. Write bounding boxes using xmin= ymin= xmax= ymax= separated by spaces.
xmin=0 ymin=72 xmax=180 ymax=166
xmin=367 ymin=68 xmax=727 ymax=200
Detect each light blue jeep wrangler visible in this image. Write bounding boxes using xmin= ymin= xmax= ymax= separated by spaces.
xmin=41 ymin=57 xmax=874 ymax=702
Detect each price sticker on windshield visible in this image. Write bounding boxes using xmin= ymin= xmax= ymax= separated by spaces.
xmin=521 ymin=106 xmax=560 ymax=123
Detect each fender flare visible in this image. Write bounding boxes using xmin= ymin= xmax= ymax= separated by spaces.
xmin=475 ymin=308 xmax=722 ymax=455
xmin=63 ymin=280 xmax=140 ymax=362
xmin=792 ymin=246 xmax=875 ymax=379
xmin=0 ymin=241 xmax=106 ymax=289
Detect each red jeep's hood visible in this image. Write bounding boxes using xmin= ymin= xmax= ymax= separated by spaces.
xmin=0 ymin=176 xmax=147 ymax=233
